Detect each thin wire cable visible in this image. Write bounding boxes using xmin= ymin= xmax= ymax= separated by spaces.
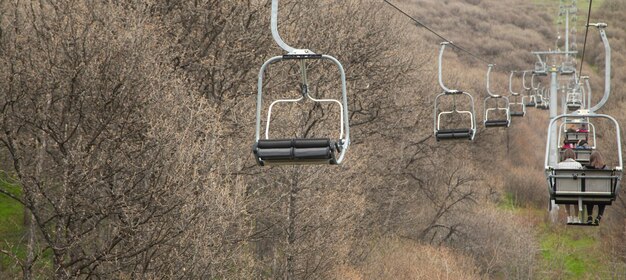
xmin=578 ymin=0 xmax=593 ymax=75
xmin=383 ymin=0 xmax=491 ymax=65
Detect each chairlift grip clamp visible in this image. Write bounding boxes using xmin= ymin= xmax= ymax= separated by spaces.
xmin=588 ymin=23 xmax=608 ymax=28
xmin=283 ymin=49 xmax=322 ymax=60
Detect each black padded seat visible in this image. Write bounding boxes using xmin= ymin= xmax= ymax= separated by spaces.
xmin=567 ymin=222 xmax=599 ymax=227
xmin=435 ymin=128 xmax=473 ymax=141
xmin=484 ymin=120 xmax=509 ymax=127
xmin=511 ymin=111 xmax=525 ymax=117
xmin=533 ymin=71 xmax=548 ymax=77
xmin=526 ymin=102 xmax=536 ymax=107
xmin=254 ymin=138 xmax=338 ymax=165
xmin=567 ymin=104 xmax=582 ymax=111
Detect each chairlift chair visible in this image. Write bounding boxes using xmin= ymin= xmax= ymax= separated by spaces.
xmin=484 ymin=65 xmax=511 ymax=128
xmin=546 ymin=23 xmax=623 ymax=226
xmin=559 ymin=119 xmax=596 ymax=147
xmin=558 ymin=118 xmax=597 ymax=165
xmin=534 ymin=61 xmax=548 ymax=76
xmin=508 ymin=71 xmax=526 ymax=117
xmin=522 ymin=71 xmax=536 ymax=107
xmin=566 ymin=88 xmax=583 ymax=111
xmin=509 ymin=96 xmax=526 ymax=117
xmin=434 ymin=42 xmax=476 ymax=141
xmin=538 ymin=88 xmax=550 ymax=110
xmin=546 ymin=111 xmax=622 ymax=225
xmin=532 ymin=75 xmax=545 ymax=107
xmin=527 ymin=95 xmax=537 ymax=108
xmin=533 ymin=53 xmax=549 ymax=76
xmin=253 ymin=0 xmax=350 ymax=166
xmin=561 ymin=58 xmax=576 ymax=75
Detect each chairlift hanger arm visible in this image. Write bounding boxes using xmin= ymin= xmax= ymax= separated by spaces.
xmin=438 ymin=42 xmax=460 ymax=93
xmin=579 ymin=0 xmax=595 ymax=75
xmin=522 ymin=71 xmax=531 ymax=90
xmin=271 ymin=0 xmax=314 ymax=55
xmin=509 ymin=71 xmax=519 ymax=96
xmin=588 ymin=23 xmax=610 ymax=113
xmin=582 ymin=76 xmax=592 ymax=108
xmin=486 ymin=64 xmax=500 ymax=98
xmin=534 ymin=54 xmax=545 ymax=65
xmin=531 ymin=73 xmax=539 ymax=90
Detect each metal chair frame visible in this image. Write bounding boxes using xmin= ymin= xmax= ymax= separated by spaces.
xmin=433 ymin=42 xmax=477 ymax=141
xmin=545 ymin=24 xmax=623 ymax=222
xmin=254 ymin=0 xmax=350 ymax=165
xmin=508 ymin=71 xmax=526 ymax=117
xmin=484 ymin=65 xmax=510 ymax=127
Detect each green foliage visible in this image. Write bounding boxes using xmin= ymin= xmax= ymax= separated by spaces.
xmin=0 ymin=177 xmax=25 ymax=275
xmin=0 ymin=179 xmax=23 ymax=234
xmin=497 ymin=192 xmax=518 ymax=210
xmin=539 ymin=225 xmax=612 ymax=279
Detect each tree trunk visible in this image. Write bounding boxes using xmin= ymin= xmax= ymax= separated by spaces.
xmin=23 ymin=212 xmax=36 ymax=280
xmin=285 ymin=167 xmax=298 ymax=280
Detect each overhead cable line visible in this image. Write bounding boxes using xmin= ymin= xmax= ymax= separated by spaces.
xmin=383 ymin=0 xmax=491 ymax=65
xmin=578 ymin=0 xmax=593 ymax=75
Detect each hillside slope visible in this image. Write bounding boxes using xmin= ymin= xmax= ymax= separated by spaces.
xmin=0 ymin=0 xmax=624 ymax=279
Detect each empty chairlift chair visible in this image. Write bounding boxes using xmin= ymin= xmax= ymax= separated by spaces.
xmin=531 ymin=74 xmax=546 ymax=108
xmin=253 ymin=0 xmax=350 ymax=166
xmin=433 ymin=42 xmax=476 ymax=141
xmin=522 ymin=71 xmax=536 ymax=108
xmin=533 ymin=55 xmax=549 ymax=76
xmin=561 ymin=57 xmax=576 ymax=75
xmin=484 ymin=64 xmax=510 ymax=127
xmin=538 ymin=87 xmax=550 ymax=110
xmin=508 ymin=71 xmax=526 ymax=117
xmin=566 ymin=85 xmax=583 ymax=111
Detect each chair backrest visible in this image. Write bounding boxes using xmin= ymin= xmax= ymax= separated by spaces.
xmin=585 ymin=169 xmax=615 ymax=193
xmin=559 ymin=149 xmax=592 ymax=162
xmin=565 ymin=132 xmax=588 ymax=143
xmin=551 ymin=169 xmax=616 ymax=195
xmin=575 ymin=149 xmax=592 ymax=162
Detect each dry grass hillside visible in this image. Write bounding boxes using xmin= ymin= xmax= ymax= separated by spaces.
xmin=0 ymin=0 xmax=624 ymax=279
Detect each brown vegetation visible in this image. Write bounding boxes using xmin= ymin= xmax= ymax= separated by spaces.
xmin=0 ymin=0 xmax=623 ymax=279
